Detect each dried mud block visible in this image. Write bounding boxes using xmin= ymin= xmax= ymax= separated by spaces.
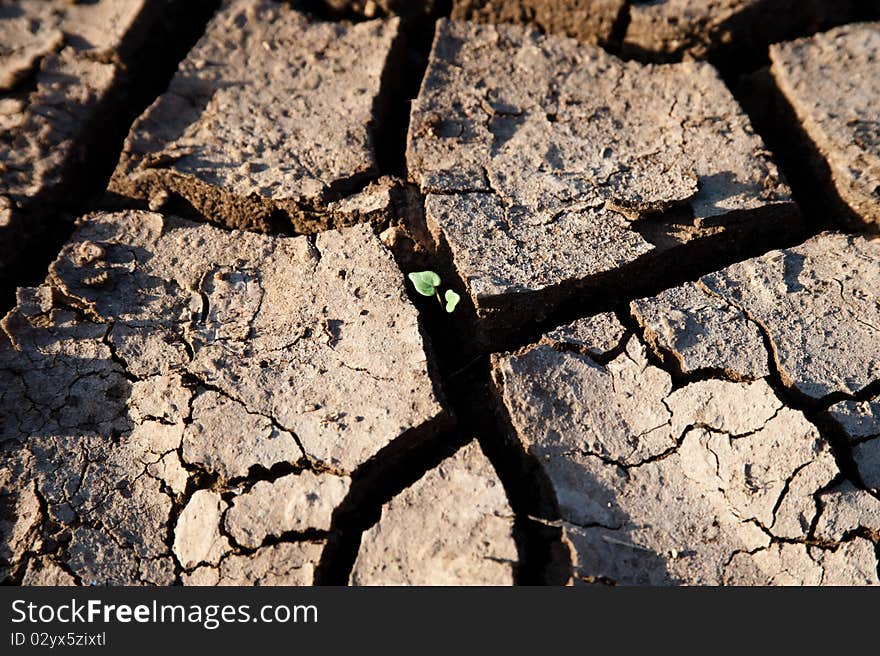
xmin=0 ymin=458 xmax=41 ymax=581
xmin=21 ymin=558 xmax=77 ymax=586
xmin=0 ymin=53 xmax=116 ymax=217
xmin=408 ymin=20 xmax=797 ymax=339
xmin=639 ymin=230 xmax=880 ymax=506
xmin=0 ymin=0 xmax=179 ymax=298
xmin=633 ymin=233 xmax=880 ymax=401
xmin=0 ymin=210 xmax=445 ymax=584
xmin=721 ymin=539 xmax=879 ymax=585
xmin=183 ymin=542 xmax=324 ymax=586
xmin=351 ymin=441 xmax=517 ymax=585
xmin=450 ymin=0 xmax=627 ymax=47
xmin=853 ymin=439 xmax=880 ymax=494
xmin=768 ymin=22 xmax=880 ymax=231
xmin=814 ymin=482 xmax=880 ymax=544
xmin=631 ymin=283 xmax=768 ymax=380
xmin=623 ymin=0 xmax=862 ymax=66
xmin=828 ymin=396 xmax=880 ymax=493
xmin=173 ymin=490 xmax=231 ymax=569
xmin=0 ymin=0 xmax=155 ymax=91
xmin=541 ymin=312 xmax=627 ymax=360
xmin=829 ymin=399 xmax=880 ymax=446
xmin=110 ymin=0 xmax=403 ymax=234
xmin=178 ymin=475 xmax=339 ymax=585
xmin=493 ymin=233 xmax=880 ymax=584
xmin=223 ymin=471 xmax=350 ymax=549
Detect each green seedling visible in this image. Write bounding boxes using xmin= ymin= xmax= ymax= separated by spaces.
xmin=444 ymin=289 xmax=460 ymax=313
xmin=408 ymin=271 xmax=441 ymax=298
xmin=407 ymin=270 xmax=460 ymax=314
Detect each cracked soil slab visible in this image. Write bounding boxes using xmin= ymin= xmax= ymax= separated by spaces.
xmin=827 ymin=393 xmax=880 ymax=494
xmin=0 ymin=210 xmax=445 ymax=584
xmin=109 ymin=0 xmax=402 ymax=233
xmin=493 ymin=232 xmax=880 ymax=584
xmin=224 ymin=470 xmax=350 ymax=549
xmin=450 ymin=0 xmax=627 ymax=47
xmin=623 ymin=0 xmax=862 ymax=65
xmin=350 ymin=441 xmax=517 ymax=585
xmin=769 ymin=22 xmax=880 ymax=231
xmin=645 ymin=232 xmax=880 ymax=402
xmin=629 ymin=231 xmax=880 ymax=467
xmin=407 ymin=19 xmax=797 ymax=338
xmin=0 ymin=0 xmax=152 ymax=91
xmin=183 ymin=541 xmax=324 ymax=586
xmin=0 ymin=0 xmax=173 ymax=298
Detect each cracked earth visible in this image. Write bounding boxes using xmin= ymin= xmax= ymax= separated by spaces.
xmin=1 ymin=0 xmax=879 ymax=586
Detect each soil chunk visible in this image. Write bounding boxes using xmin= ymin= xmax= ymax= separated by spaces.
xmin=351 ymin=441 xmax=517 ymax=585
xmin=768 ymin=22 xmax=880 ymax=231
xmin=109 ymin=0 xmax=403 ymax=234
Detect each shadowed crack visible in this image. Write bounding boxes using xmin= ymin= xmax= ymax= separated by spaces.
xmin=314 ymin=416 xmax=458 ymax=584
xmin=357 ymin=201 xmax=572 ymax=585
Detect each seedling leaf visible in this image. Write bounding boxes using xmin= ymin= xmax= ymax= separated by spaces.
xmin=408 ymin=271 xmax=441 ymax=297
xmin=444 ymin=289 xmax=461 ymax=313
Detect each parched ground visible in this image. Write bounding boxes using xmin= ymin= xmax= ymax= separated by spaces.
xmin=1 ymin=0 xmax=879 ymax=586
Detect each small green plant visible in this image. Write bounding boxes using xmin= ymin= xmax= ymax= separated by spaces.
xmin=408 ymin=270 xmax=461 ymax=313
xmin=444 ymin=289 xmax=461 ymax=313
xmin=408 ymin=271 xmax=441 ymax=298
